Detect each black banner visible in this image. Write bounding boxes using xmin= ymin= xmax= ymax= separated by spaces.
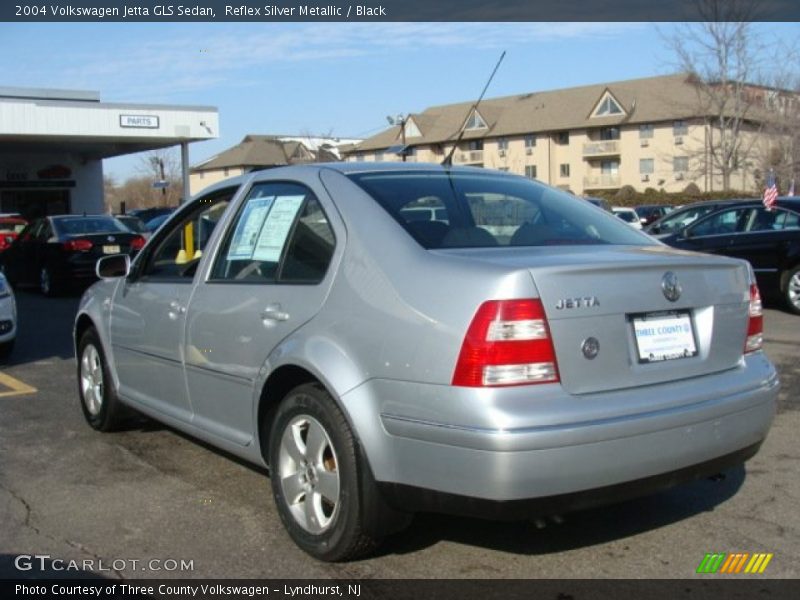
xmin=3 ymin=0 xmax=800 ymax=22
xmin=3 ymin=580 xmax=800 ymax=600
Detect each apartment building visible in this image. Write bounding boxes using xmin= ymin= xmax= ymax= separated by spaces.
xmin=344 ymin=74 xmax=774 ymax=195
xmin=190 ymin=134 xmax=359 ymax=194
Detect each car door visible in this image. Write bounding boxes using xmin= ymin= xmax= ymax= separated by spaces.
xmin=183 ymin=179 xmax=342 ymax=445
xmin=727 ymin=206 xmax=800 ymax=290
xmin=676 ymin=206 xmax=754 ymax=255
xmin=109 ymin=188 xmax=235 ymax=421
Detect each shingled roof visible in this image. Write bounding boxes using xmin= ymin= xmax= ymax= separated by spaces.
xmin=354 ymin=73 xmax=709 ymax=152
xmin=192 ymin=135 xmax=317 ymax=171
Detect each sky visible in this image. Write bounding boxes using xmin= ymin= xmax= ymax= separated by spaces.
xmin=1 ymin=21 xmax=799 ymax=182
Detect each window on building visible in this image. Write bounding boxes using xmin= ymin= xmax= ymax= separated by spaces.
xmin=639 ymin=124 xmax=654 ymax=139
xmin=465 ymin=110 xmax=488 ymax=130
xmin=592 ymin=93 xmax=624 ymax=117
xmin=673 ymin=120 xmax=688 ymax=136
xmin=405 ymin=147 xmax=416 ymax=157
xmin=524 ymin=134 xmax=536 ymax=148
xmin=673 ymin=156 xmax=689 ymax=172
xmin=599 ymin=127 xmax=620 ymax=141
xmin=199 ymin=171 xmax=204 ymax=179
xmin=556 ymin=132 xmax=569 ymax=145
xmin=375 ymin=152 xmax=384 ymax=162
xmin=467 ymin=139 xmax=484 ymax=151
xmin=498 ymin=167 xmax=510 ymax=172
xmin=223 ymin=168 xmax=229 ymax=177
xmin=525 ymin=165 xmax=537 ymax=179
xmin=356 ymin=153 xmax=364 ymax=161
xmin=497 ymin=138 xmax=509 ymax=150
xmin=639 ymin=159 xmax=654 ymax=174
xmin=560 ymin=163 xmax=570 ymax=177
xmin=601 ymin=160 xmax=619 ymax=175
xmin=404 ymin=118 xmax=422 ymax=138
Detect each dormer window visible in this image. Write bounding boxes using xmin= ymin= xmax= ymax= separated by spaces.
xmin=464 ymin=110 xmax=488 ymax=130
xmin=591 ymin=92 xmax=625 ymax=118
xmin=404 ymin=118 xmax=422 ymax=138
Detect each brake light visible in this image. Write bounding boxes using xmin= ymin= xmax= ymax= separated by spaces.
xmin=63 ymin=239 xmax=93 ymax=252
xmin=130 ymin=235 xmax=146 ymax=251
xmin=452 ymin=299 xmax=560 ymax=387
xmin=744 ymin=283 xmax=763 ymax=354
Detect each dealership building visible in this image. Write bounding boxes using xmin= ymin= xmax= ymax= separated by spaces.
xmin=0 ymin=86 xmax=218 ymax=219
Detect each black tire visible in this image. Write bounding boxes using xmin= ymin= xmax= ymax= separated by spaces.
xmin=77 ymin=328 xmax=126 ymax=432
xmin=782 ymin=265 xmax=800 ymax=315
xmin=39 ymin=266 xmax=59 ymax=297
xmin=267 ymin=382 xmax=410 ymax=561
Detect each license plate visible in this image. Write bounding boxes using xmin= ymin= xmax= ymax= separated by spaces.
xmin=102 ymin=244 xmax=121 ymax=254
xmin=632 ymin=311 xmax=697 ymax=363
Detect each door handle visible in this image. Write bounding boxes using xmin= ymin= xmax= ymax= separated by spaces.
xmin=261 ymin=303 xmax=289 ymax=323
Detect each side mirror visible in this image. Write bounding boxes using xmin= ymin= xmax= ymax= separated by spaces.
xmin=96 ymin=254 xmax=130 ymax=280
xmin=681 ymin=227 xmax=694 ymax=239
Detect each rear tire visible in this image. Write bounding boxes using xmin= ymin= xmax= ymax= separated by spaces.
xmin=782 ymin=265 xmax=800 ymax=315
xmin=77 ymin=328 xmax=126 ymax=432
xmin=267 ymin=382 xmax=410 ymax=561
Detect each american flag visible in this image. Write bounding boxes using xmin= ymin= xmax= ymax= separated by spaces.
xmin=763 ymin=171 xmax=778 ymax=211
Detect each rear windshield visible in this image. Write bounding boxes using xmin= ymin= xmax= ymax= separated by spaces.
xmin=53 ymin=216 xmax=128 ymax=236
xmin=347 ymin=170 xmax=651 ymax=249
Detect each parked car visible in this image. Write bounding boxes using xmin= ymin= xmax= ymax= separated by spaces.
xmin=635 ymin=204 xmax=673 ymax=226
xmin=144 ymin=213 xmax=171 ymax=233
xmin=129 ymin=206 xmax=174 ymax=224
xmin=0 ymin=216 xmax=28 ymax=252
xmin=659 ymin=197 xmax=800 ymax=314
xmin=584 ymin=196 xmax=611 ymax=211
xmin=0 ymin=271 xmax=16 ymax=358
xmin=611 ymin=206 xmax=643 ymax=229
xmin=1 ymin=215 xmax=146 ymax=296
xmin=115 ymin=214 xmax=149 ymax=236
xmin=75 ymin=164 xmax=777 ymax=561
xmin=646 ymin=200 xmax=747 ymax=236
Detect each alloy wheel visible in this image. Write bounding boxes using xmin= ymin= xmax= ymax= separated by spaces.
xmin=80 ymin=344 xmax=104 ymax=416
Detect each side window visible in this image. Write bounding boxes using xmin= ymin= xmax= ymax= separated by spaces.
xmin=747 ymin=208 xmax=784 ymax=232
xmin=211 ymin=182 xmax=335 ymax=284
xmin=689 ymin=208 xmax=752 ymax=237
xmin=142 ymin=191 xmax=233 ymax=281
xmin=781 ymin=210 xmax=800 ymax=229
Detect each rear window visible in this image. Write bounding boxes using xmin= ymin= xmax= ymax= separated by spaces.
xmin=54 ymin=216 xmax=128 ymax=236
xmin=347 ymin=170 xmax=650 ymax=249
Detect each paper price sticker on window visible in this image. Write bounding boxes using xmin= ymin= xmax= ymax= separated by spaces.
xmin=252 ymin=195 xmax=305 ymax=262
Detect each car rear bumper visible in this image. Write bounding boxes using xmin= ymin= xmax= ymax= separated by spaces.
xmin=340 ymin=353 xmax=778 ymax=505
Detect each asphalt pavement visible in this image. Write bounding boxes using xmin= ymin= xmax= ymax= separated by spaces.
xmin=1 ymin=289 xmax=798 ymax=579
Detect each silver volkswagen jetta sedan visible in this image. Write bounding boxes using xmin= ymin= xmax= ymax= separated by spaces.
xmin=75 ymin=163 xmax=778 ymax=561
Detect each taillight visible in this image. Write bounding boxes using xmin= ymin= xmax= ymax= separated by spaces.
xmin=744 ymin=283 xmax=763 ymax=354
xmin=131 ymin=235 xmax=146 ymax=251
xmin=452 ymin=299 xmax=560 ymax=387
xmin=63 ymin=239 xmax=93 ymax=252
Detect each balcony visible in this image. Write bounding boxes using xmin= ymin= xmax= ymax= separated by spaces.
xmin=583 ymin=174 xmax=621 ymax=189
xmin=582 ymin=140 xmax=620 ymax=157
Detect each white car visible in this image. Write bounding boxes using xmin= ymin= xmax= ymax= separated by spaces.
xmin=612 ymin=206 xmax=643 ymax=229
xmin=0 ymin=272 xmax=16 ymax=358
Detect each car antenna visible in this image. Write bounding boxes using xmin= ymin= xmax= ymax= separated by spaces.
xmin=442 ymin=50 xmax=506 ymax=167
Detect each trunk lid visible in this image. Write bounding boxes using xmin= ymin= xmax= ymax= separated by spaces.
xmin=435 ymin=244 xmax=751 ymax=394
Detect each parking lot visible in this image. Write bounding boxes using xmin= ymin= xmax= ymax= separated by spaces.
xmin=0 ymin=289 xmax=798 ymax=579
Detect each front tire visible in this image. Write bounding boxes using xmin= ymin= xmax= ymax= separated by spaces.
xmin=268 ymin=383 xmax=409 ymax=561
xmin=782 ymin=265 xmax=800 ymax=315
xmin=77 ymin=328 xmax=125 ymax=431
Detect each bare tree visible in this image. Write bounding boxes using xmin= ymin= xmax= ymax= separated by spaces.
xmin=666 ymin=0 xmax=767 ymax=191
xmin=135 ymin=148 xmax=183 ymax=207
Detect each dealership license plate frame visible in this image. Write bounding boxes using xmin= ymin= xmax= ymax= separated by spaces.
xmin=631 ymin=310 xmax=698 ymax=364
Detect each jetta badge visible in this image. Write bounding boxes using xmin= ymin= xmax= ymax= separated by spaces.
xmin=661 ymin=271 xmax=682 ymax=302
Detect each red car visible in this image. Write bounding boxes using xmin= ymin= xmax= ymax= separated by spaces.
xmin=0 ymin=217 xmax=27 ymax=252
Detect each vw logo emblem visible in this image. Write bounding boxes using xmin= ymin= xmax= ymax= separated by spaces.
xmin=661 ymin=271 xmax=682 ymax=302
xmin=107 ymin=235 xmax=115 ymax=242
